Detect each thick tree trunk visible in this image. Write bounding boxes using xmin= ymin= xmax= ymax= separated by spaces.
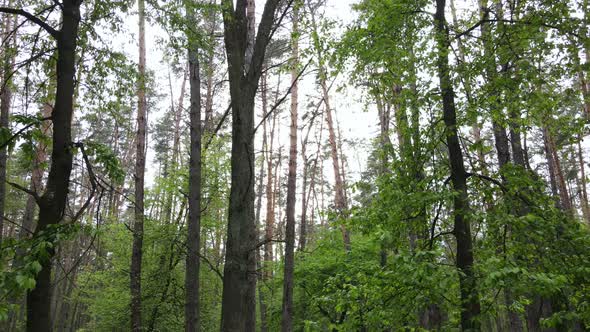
xmin=130 ymin=0 xmax=147 ymax=329
xmin=434 ymin=0 xmax=481 ymax=330
xmin=220 ymin=1 xmax=285 ymax=330
xmin=281 ymin=7 xmax=298 ymax=330
xmin=185 ymin=7 xmax=202 ymax=329
xmin=25 ymin=1 xmax=81 ymax=331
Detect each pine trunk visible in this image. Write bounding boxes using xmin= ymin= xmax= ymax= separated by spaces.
xmin=281 ymin=6 xmax=298 ymax=330
xmin=578 ymin=138 xmax=590 ymax=224
xmin=0 ymin=10 xmax=14 ymax=244
xmin=185 ymin=4 xmax=202 ymax=328
xmin=130 ymin=0 xmax=147 ymax=329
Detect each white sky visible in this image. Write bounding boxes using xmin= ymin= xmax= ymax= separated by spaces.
xmin=124 ymin=0 xmax=374 ymax=192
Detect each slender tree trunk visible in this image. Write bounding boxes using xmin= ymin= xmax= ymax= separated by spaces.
xmin=303 ymin=114 xmax=323 ymax=245
xmin=578 ymin=0 xmax=590 ymax=120
xmin=434 ymin=0 xmax=481 ymax=330
xmin=547 ymin=130 xmax=572 ymax=212
xmin=577 ymin=138 xmax=590 ymax=224
xmin=542 ymin=124 xmax=571 ymax=212
xmin=320 ymin=77 xmax=350 ymax=250
xmin=309 ymin=6 xmax=350 ymax=250
xmin=24 ymin=1 xmax=81 ymax=330
xmin=0 ymin=10 xmax=14 ymax=244
xmin=130 ymin=0 xmax=147 ymax=329
xmin=479 ymin=1 xmax=524 ymax=329
xmin=450 ymin=0 xmax=488 ymax=175
xmin=299 ymin=137 xmax=308 ymax=252
xmin=173 ymin=68 xmax=188 ymax=164
xmin=263 ymin=71 xmax=275 ymax=283
xmin=255 ymin=126 xmax=267 ymax=332
xmin=185 ymin=5 xmax=202 ymax=328
xmin=19 ymin=105 xmax=51 ymax=238
xmin=281 ymin=6 xmax=298 ymax=330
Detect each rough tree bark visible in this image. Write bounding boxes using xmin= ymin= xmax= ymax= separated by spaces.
xmin=0 ymin=9 xmax=14 ymax=244
xmin=185 ymin=3 xmax=202 ymax=329
xmin=130 ymin=0 xmax=147 ymax=329
xmin=220 ymin=0 xmax=287 ymax=330
xmin=434 ymin=0 xmax=481 ymax=330
xmin=577 ymin=138 xmax=590 ymax=224
xmin=0 ymin=1 xmax=84 ymax=330
xmin=281 ymin=4 xmax=299 ymax=330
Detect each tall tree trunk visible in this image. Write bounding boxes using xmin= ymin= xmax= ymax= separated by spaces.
xmin=263 ymin=71 xmax=275 ymax=276
xmin=0 ymin=9 xmax=14 ymax=244
xmin=543 ymin=128 xmax=559 ymax=199
xmin=130 ymin=0 xmax=147 ymax=329
xmin=577 ymin=138 xmax=590 ymax=224
xmin=450 ymin=0 xmax=487 ymax=175
xmin=255 ymin=125 xmax=267 ymax=332
xmin=298 ymin=129 xmax=311 ymax=252
xmin=320 ymin=66 xmax=349 ymax=251
xmin=309 ymin=5 xmax=350 ymax=250
xmin=20 ymin=1 xmax=82 ymax=330
xmin=578 ymin=0 xmax=590 ymax=120
xmin=478 ymin=0 xmax=511 ymax=172
xmin=434 ymin=0 xmax=481 ymax=330
xmin=19 ymin=104 xmax=51 ymax=239
xmin=547 ymin=130 xmax=572 ymax=212
xmin=10 ymin=100 xmax=47 ymax=329
xmin=480 ymin=1 xmax=523 ymax=329
xmin=281 ymin=5 xmax=299 ymax=330
xmin=220 ymin=1 xmax=285 ymax=330
xmin=185 ymin=5 xmax=202 ymax=329
xmin=173 ymin=68 xmax=188 ymax=165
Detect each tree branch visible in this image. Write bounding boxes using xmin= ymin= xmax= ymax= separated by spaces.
xmin=0 ymin=116 xmax=53 ymax=150
xmin=0 ymin=7 xmax=58 ymax=38
xmin=253 ymin=59 xmax=311 ymax=134
xmin=6 ymin=180 xmax=40 ymax=202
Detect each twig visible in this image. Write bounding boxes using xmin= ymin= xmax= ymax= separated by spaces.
xmin=0 ymin=116 xmax=52 ymax=150
xmin=253 ymin=59 xmax=312 ymax=134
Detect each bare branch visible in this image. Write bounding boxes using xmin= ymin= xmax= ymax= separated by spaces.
xmin=6 ymin=180 xmax=40 ymax=202
xmin=0 ymin=7 xmax=58 ymax=38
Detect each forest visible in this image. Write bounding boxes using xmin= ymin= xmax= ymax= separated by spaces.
xmin=0 ymin=0 xmax=589 ymax=331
